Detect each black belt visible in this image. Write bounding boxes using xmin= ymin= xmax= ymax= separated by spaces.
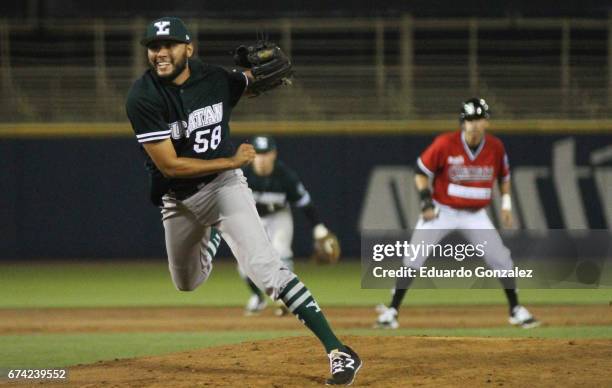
xmin=167 ymin=174 xmax=219 ymax=201
xmin=169 ymin=186 xmax=200 ymax=201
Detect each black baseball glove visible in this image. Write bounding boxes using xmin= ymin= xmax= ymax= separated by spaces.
xmin=233 ymin=40 xmax=293 ymax=96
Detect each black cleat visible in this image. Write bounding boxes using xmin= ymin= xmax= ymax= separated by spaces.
xmin=325 ymin=345 xmax=362 ymax=385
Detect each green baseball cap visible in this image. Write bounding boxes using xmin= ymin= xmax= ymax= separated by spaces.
xmin=251 ymin=135 xmax=277 ymax=153
xmin=141 ymin=17 xmax=192 ymax=46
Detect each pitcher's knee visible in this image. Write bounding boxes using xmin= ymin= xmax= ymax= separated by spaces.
xmin=249 ymin=265 xmax=295 ymax=300
xmin=169 ymin=266 xmax=207 ymax=292
xmin=175 ymin=282 xmax=198 ymax=292
xmin=172 ymin=276 xmax=202 ymax=292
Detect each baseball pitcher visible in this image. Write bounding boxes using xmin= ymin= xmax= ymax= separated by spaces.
xmin=125 ymin=17 xmax=361 ymax=385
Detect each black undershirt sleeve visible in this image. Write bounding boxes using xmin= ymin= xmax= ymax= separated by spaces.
xmin=227 ymin=71 xmax=248 ymax=107
xmin=301 ymin=203 xmax=321 ymax=227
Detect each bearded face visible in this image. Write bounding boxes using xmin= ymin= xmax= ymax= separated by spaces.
xmin=147 ymin=41 xmax=192 ymax=82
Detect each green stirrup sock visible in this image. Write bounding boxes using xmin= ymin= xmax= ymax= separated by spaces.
xmin=279 ymin=277 xmax=343 ymax=353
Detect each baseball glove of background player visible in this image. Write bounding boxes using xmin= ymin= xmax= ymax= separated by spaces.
xmin=233 ymin=40 xmax=293 ymax=96
xmin=312 ymin=231 xmax=341 ymax=265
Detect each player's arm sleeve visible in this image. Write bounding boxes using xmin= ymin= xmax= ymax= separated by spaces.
xmin=498 ymin=143 xmax=511 ymax=184
xmin=289 ymin=181 xmax=323 ymax=226
xmin=283 ymin=168 xmax=322 ymax=225
xmin=126 ymin=93 xmax=171 ymax=143
xmin=226 ymin=69 xmax=249 ymax=107
xmin=289 ymin=181 xmax=311 ymax=207
xmin=298 ymin=203 xmax=320 ymax=226
xmin=416 ymin=136 xmax=444 ymax=178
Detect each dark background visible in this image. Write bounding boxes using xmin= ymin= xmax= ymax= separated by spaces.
xmin=2 ymin=1 xmax=611 ymax=19
xmin=1 ymin=133 xmax=609 ymax=260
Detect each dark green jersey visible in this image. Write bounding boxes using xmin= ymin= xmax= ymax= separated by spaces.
xmin=243 ymin=160 xmax=311 ymax=216
xmin=126 ymin=58 xmax=247 ymax=205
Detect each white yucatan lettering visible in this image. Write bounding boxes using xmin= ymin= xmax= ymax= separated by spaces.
xmin=185 ymin=102 xmax=223 ymax=137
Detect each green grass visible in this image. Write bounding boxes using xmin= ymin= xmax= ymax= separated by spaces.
xmin=0 ymin=260 xmax=610 ymax=369
xmin=0 ymin=261 xmax=610 ymax=308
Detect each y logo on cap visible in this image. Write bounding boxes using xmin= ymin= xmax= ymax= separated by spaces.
xmin=154 ymin=21 xmax=171 ymax=35
xmin=255 ymin=137 xmax=268 ymax=149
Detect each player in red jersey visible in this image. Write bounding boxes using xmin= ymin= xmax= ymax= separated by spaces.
xmin=375 ymin=98 xmax=540 ymax=329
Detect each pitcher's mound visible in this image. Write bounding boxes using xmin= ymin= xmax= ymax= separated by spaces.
xmin=57 ymin=335 xmax=611 ymax=387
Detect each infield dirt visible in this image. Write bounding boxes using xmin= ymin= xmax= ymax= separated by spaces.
xmin=0 ymin=305 xmax=610 ymax=334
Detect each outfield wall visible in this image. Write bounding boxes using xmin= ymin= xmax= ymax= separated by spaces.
xmin=1 ymin=124 xmax=611 ymax=259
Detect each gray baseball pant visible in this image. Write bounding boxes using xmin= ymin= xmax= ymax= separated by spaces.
xmin=403 ymin=203 xmax=514 ymax=272
xmin=161 ymin=169 xmax=295 ymax=299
